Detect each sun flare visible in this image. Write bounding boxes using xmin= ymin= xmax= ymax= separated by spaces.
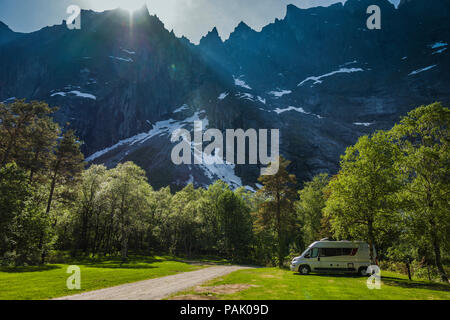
xmin=119 ymin=0 xmax=147 ymax=12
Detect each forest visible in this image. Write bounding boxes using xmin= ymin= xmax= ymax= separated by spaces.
xmin=0 ymin=100 xmax=448 ymax=283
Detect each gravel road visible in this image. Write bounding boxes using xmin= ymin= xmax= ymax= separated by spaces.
xmin=55 ymin=265 xmax=250 ymax=300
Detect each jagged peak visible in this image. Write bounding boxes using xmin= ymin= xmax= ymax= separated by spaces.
xmin=344 ymin=0 xmax=395 ymax=10
xmin=199 ymin=26 xmax=223 ymax=46
xmin=132 ymin=4 xmax=151 ymax=16
xmin=286 ymin=4 xmax=301 ymax=14
xmin=208 ymin=27 xmax=219 ymax=37
xmin=285 ymin=1 xmax=345 ymax=18
xmin=0 ymin=21 xmax=13 ymax=33
xmin=234 ymin=21 xmax=253 ymax=32
xmin=398 ymin=0 xmax=449 ymax=9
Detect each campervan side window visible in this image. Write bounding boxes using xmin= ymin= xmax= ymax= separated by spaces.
xmin=342 ymin=248 xmax=353 ymax=255
xmin=311 ymin=248 xmax=319 ymax=258
xmin=319 ymin=248 xmax=342 ymax=257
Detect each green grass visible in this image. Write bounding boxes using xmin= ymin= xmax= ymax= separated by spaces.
xmin=175 ymin=268 xmax=450 ymax=300
xmin=0 ymin=255 xmax=208 ymax=300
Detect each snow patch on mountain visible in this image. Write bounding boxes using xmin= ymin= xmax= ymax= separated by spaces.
xmin=109 ymin=56 xmax=133 ymax=62
xmin=297 ymin=67 xmax=364 ymax=86
xmin=274 ymin=106 xmax=323 ymax=119
xmin=268 ymin=89 xmax=292 ymax=98
xmin=86 ymin=111 xmax=207 ymax=162
xmin=236 ymin=92 xmax=254 ymax=101
xmin=432 ymin=48 xmax=447 ymax=54
xmin=2 ymin=97 xmax=16 ymax=103
xmin=195 ymin=148 xmax=242 ymax=189
xmin=173 ymin=104 xmax=189 ymax=113
xmin=51 ymin=90 xmax=96 ymax=100
xmin=430 ymin=42 xmax=448 ymax=49
xmin=257 ymin=96 xmax=266 ymax=104
xmin=353 ymin=122 xmax=374 ymax=127
xmin=121 ymin=49 xmax=136 ymax=55
xmin=408 ymin=65 xmax=437 ymax=76
xmin=218 ymin=92 xmax=229 ymax=100
xmin=233 ymin=75 xmax=252 ymax=89
xmin=245 ymin=186 xmax=256 ymax=192
xmin=339 ymin=60 xmax=358 ymax=67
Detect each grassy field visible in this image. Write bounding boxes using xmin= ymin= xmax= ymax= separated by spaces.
xmin=0 ymin=255 xmax=211 ymax=300
xmin=3 ymin=255 xmax=449 ymax=300
xmin=172 ymin=268 xmax=450 ymax=300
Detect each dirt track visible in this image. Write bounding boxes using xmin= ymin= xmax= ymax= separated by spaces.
xmin=55 ymin=265 xmax=250 ymax=300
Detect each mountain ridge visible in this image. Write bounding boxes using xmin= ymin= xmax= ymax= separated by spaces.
xmin=0 ymin=0 xmax=449 ymax=190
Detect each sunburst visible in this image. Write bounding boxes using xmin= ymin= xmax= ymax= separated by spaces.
xmin=119 ymin=0 xmax=147 ymax=13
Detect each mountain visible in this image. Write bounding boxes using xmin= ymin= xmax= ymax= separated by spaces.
xmin=0 ymin=0 xmax=449 ymax=190
xmin=0 ymin=21 xmax=21 ymax=45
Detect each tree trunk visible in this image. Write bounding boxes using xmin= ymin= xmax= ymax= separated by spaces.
xmin=121 ymin=235 xmax=128 ymax=263
xmin=38 ymin=234 xmax=45 ymax=264
xmin=276 ymin=192 xmax=282 ymax=268
xmin=78 ymin=210 xmax=90 ymax=254
xmin=406 ymin=262 xmax=412 ymax=281
xmin=431 ymin=230 xmax=449 ymax=283
xmin=45 ymin=161 xmax=60 ymax=215
xmin=29 ymin=149 xmax=41 ymax=183
xmin=367 ymin=220 xmax=375 ymax=265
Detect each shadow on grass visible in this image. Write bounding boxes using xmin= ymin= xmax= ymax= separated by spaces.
xmin=0 ymin=265 xmax=61 ymax=273
xmin=292 ymin=272 xmax=450 ymax=292
xmin=293 ymin=272 xmax=362 ymax=278
xmin=77 ymin=255 xmax=165 ymax=269
xmin=381 ymin=276 xmax=450 ymax=292
xmin=0 ymin=254 xmax=238 ymax=272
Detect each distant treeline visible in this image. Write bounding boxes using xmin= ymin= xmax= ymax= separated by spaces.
xmin=0 ymin=100 xmax=448 ymax=282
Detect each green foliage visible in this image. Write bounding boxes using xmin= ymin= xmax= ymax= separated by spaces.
xmin=255 ymin=157 xmax=298 ymax=267
xmin=296 ymin=173 xmax=330 ymax=246
xmin=323 ymin=102 xmax=449 ymax=282
xmin=1 ymin=99 xmax=448 ymax=284
xmin=386 ymin=233 xmax=418 ymax=280
xmin=216 ymin=187 xmax=253 ymax=259
xmin=324 ymin=131 xmax=403 ymax=262
xmin=0 ymin=163 xmax=51 ymax=266
xmin=0 ymin=99 xmax=57 ymax=168
xmin=389 ymin=102 xmax=450 ymax=282
xmin=0 ymin=101 xmax=82 ymax=265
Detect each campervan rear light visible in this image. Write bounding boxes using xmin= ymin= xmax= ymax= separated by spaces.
xmin=376 ymin=257 xmax=379 ymax=266
xmin=350 ymin=248 xmax=358 ymax=256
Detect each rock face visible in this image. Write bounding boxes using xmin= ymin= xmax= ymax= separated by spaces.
xmin=0 ymin=0 xmax=449 ymax=190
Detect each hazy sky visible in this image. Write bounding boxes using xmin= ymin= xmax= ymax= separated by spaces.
xmin=0 ymin=0 xmax=400 ymax=43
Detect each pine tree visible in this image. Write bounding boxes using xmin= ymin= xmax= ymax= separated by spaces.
xmin=45 ymin=130 xmax=84 ymax=215
xmin=256 ymin=156 xmax=297 ymax=267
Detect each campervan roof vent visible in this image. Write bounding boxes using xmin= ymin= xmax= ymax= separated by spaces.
xmin=320 ymin=238 xmax=330 ymax=241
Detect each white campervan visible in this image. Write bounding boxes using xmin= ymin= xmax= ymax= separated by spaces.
xmin=290 ymin=239 xmax=377 ymax=276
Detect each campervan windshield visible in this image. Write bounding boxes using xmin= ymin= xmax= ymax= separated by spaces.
xmin=301 ymin=245 xmax=315 ymax=257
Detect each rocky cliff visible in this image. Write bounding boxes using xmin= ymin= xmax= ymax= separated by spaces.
xmin=0 ymin=0 xmax=449 ymax=190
